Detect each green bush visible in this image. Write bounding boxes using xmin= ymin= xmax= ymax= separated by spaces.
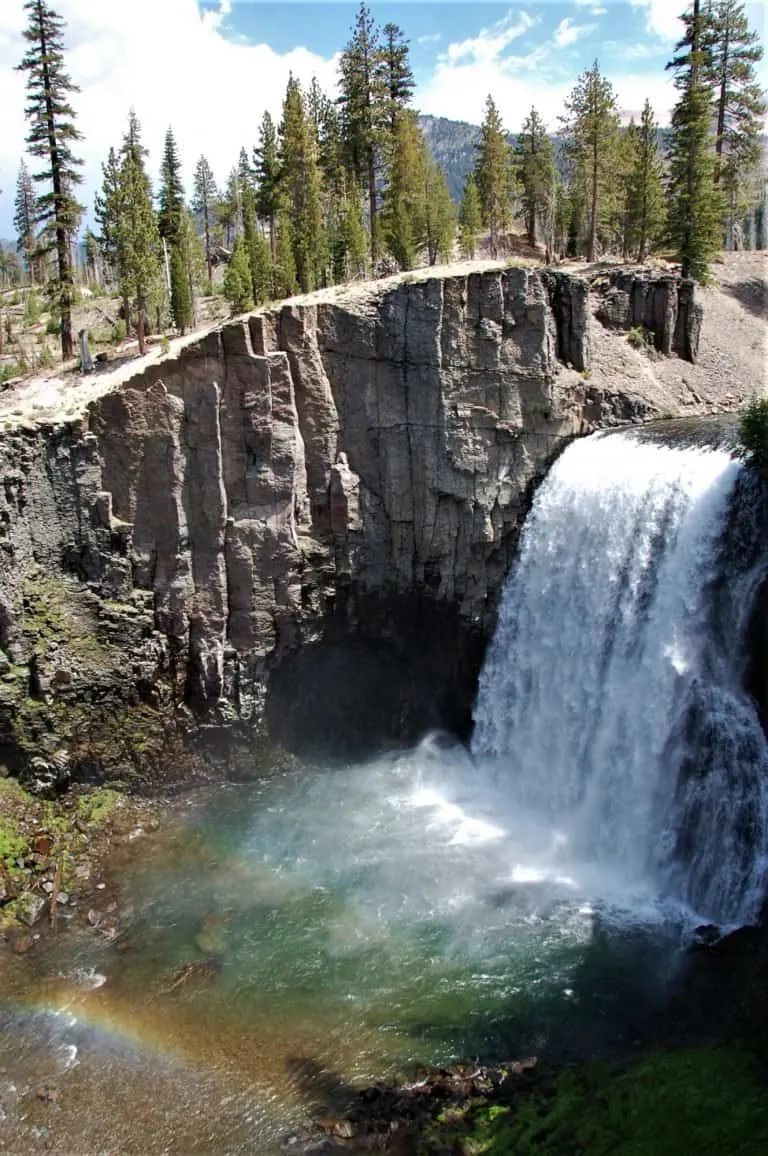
xmin=23 ymin=289 xmax=40 ymax=326
xmin=627 ymin=325 xmax=655 ymax=350
xmin=111 ymin=319 xmax=127 ymax=345
xmin=740 ymin=397 xmax=768 ymax=478
xmin=45 ymin=317 xmax=61 ymax=336
xmin=429 ymin=1047 xmax=768 ymax=1156
xmin=0 ymin=362 xmax=25 ymax=384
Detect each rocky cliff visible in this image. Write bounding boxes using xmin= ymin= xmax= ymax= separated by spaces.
xmin=0 ymin=264 xmax=736 ymax=786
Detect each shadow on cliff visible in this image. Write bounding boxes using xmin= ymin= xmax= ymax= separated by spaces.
xmin=265 ymin=595 xmax=486 ymax=761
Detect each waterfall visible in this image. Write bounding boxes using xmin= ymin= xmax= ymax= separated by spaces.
xmin=472 ymin=431 xmax=768 ymax=925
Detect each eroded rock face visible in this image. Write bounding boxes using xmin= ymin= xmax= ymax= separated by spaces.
xmin=0 ymin=267 xmax=713 ymax=776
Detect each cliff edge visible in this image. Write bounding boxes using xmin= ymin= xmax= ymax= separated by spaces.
xmin=0 ymin=259 xmax=762 ymax=786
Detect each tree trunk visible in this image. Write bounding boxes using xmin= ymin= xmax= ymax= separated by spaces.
xmin=137 ymin=298 xmax=146 ymax=355
xmin=367 ymin=149 xmax=377 ymax=266
xmin=37 ymin=9 xmax=75 ymax=360
xmin=714 ymin=20 xmax=731 ymax=180
xmin=589 ymin=136 xmax=599 ymax=262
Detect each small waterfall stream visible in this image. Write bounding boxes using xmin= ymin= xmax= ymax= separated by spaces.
xmin=472 ymin=431 xmax=768 ymax=925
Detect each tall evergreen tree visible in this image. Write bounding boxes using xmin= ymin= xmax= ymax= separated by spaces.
xmin=279 ymin=74 xmax=327 ymax=292
xmin=254 ymin=111 xmax=281 ymax=257
xmin=560 ymin=61 xmax=620 ymax=262
xmin=118 ymin=111 xmax=162 ymax=353
xmin=158 ymin=128 xmax=190 ymax=331
xmin=338 ymin=2 xmax=382 ymax=265
xmin=13 ymin=160 xmax=37 ymax=283
xmin=158 ymin=127 xmax=185 ymax=241
xmin=192 ymin=155 xmax=218 ymax=286
xmin=666 ymin=0 xmax=725 ymax=278
xmin=378 ymin=22 xmax=415 ymax=137
xmin=475 ymin=95 xmax=514 ymax=258
xmin=94 ymin=146 xmax=123 ymax=289
xmin=169 ymin=242 xmax=192 ymax=334
xmin=381 ymin=110 xmax=426 ymax=270
xmin=458 ymin=172 xmax=482 ymax=259
xmin=705 ymin=0 xmax=766 ymax=244
xmin=83 ymin=227 xmax=100 ymax=286
xmin=422 ymin=148 xmax=455 ymax=266
xmin=516 ymin=107 xmax=557 ymax=249
xmin=223 ymin=235 xmax=253 ymax=313
xmin=624 ymin=100 xmax=666 ymax=261
xmin=16 ymin=0 xmax=83 ymax=360
xmin=219 ymin=168 xmax=242 ymax=246
xmin=273 ymin=206 xmax=298 ymax=297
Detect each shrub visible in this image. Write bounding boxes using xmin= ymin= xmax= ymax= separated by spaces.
xmin=627 ymin=325 xmax=655 ymax=350
xmin=23 ymin=290 xmax=40 ymax=326
xmin=45 ymin=317 xmax=61 ymax=336
xmin=0 ymin=362 xmax=25 ymax=384
xmin=37 ymin=344 xmax=55 ymax=369
xmin=740 ymin=397 xmax=768 ymax=478
xmin=111 ymin=319 xmax=127 ymax=345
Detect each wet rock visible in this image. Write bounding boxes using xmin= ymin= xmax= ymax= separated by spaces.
xmin=16 ymin=893 xmax=46 ymax=927
xmin=10 ymin=932 xmax=34 ymax=955
xmin=34 ymin=1084 xmax=59 ymax=1104
xmin=693 ymin=923 xmax=722 ymax=947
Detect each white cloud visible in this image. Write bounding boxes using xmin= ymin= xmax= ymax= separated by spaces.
xmin=554 ymin=18 xmax=595 ymax=48
xmin=416 ymin=33 xmax=442 ymax=46
xmin=420 ymin=9 xmax=678 ymax=135
xmin=630 ymin=1 xmax=684 ymax=42
xmin=445 ymin=10 xmax=535 ymax=65
xmin=0 ymin=0 xmax=339 ymax=235
xmin=574 ymin=0 xmax=608 ymax=11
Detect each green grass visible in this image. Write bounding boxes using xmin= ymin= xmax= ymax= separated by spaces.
xmin=425 ymin=1047 xmax=768 ymax=1155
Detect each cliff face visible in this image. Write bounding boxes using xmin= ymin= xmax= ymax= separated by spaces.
xmin=0 ymin=267 xmax=711 ymax=782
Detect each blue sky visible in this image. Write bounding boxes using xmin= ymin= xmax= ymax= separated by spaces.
xmin=0 ymin=0 xmax=766 ymax=236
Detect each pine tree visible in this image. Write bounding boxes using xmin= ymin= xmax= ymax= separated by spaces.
xmin=423 ymin=150 xmax=455 ymax=266
xmin=13 ymin=160 xmax=37 ymax=283
xmin=158 ymin=127 xmax=185 ymax=243
xmin=340 ymin=177 xmax=368 ymax=280
xmin=475 ymin=95 xmax=514 ymax=258
xmin=16 ymin=0 xmax=83 ymax=360
xmin=279 ymin=74 xmax=327 ymax=292
xmin=118 ymin=111 xmax=162 ymax=353
xmin=94 ymin=147 xmax=123 ymax=289
xmin=219 ymin=169 xmax=242 ymax=246
xmin=273 ymin=207 xmax=298 ymax=297
xmin=169 ymin=242 xmax=192 ymax=333
xmin=666 ymin=0 xmax=725 ymax=278
xmin=83 ymin=227 xmax=99 ymax=286
xmin=254 ymin=111 xmax=281 ymax=257
xmin=249 ymin=227 xmax=273 ymax=304
xmin=223 ymin=235 xmax=253 ymax=313
xmin=158 ymin=128 xmax=190 ymax=331
xmin=338 ymin=2 xmax=382 ymax=265
xmin=560 ymin=61 xmax=620 ymax=262
xmin=458 ymin=172 xmax=482 ymax=259
xmin=516 ymin=107 xmax=557 ymax=249
xmin=705 ymin=0 xmax=766 ymax=244
xmin=192 ymin=155 xmax=218 ymax=286
xmin=381 ymin=110 xmax=426 ymax=270
xmin=624 ymin=100 xmax=666 ymax=261
xmin=378 ymin=22 xmax=414 ymax=137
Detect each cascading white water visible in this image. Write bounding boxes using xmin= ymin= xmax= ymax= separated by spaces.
xmin=472 ymin=431 xmax=768 ymax=925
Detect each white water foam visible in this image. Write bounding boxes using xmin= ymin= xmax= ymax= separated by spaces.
xmin=472 ymin=432 xmax=768 ymax=925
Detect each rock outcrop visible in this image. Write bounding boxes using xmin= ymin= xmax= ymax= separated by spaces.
xmin=0 ymin=265 xmax=726 ymax=781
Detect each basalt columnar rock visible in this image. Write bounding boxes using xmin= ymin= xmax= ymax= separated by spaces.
xmin=0 ymin=265 xmax=728 ymax=780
